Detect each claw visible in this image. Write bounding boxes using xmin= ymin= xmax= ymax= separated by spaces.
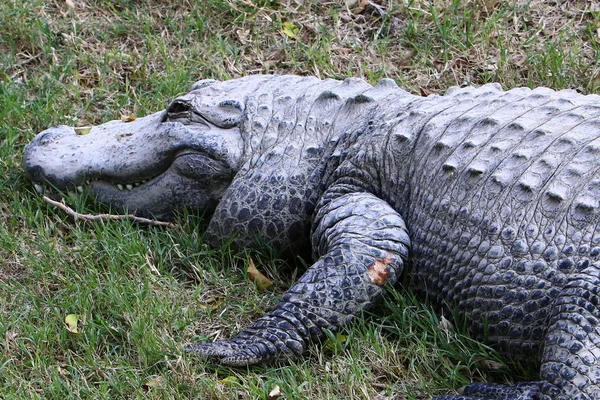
xmin=187 ymin=340 xmax=268 ymax=366
xmin=188 ymin=336 xmax=297 ymax=366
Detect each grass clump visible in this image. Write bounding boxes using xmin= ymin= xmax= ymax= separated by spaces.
xmin=1 ymin=0 xmax=599 ymax=398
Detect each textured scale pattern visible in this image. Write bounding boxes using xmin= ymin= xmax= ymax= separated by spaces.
xmin=196 ymin=81 xmax=600 ymax=398
xmin=381 ymin=84 xmax=600 ymax=399
xmin=23 ymin=75 xmax=600 ymax=400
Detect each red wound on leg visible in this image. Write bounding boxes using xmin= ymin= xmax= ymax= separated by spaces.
xmin=367 ymin=254 xmax=392 ymax=286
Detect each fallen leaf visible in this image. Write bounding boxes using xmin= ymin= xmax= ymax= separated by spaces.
xmin=266 ymin=49 xmax=282 ymax=61
xmin=64 ymin=314 xmax=79 ymax=334
xmin=121 ymin=113 xmax=136 ymax=122
xmin=198 ymin=296 xmax=220 ymax=310
xmin=476 ymin=356 xmax=505 ymax=370
xmin=143 ymin=375 xmax=164 ymax=389
xmin=510 ymin=54 xmax=526 ymax=67
xmin=65 ymin=0 xmax=75 ymax=9
xmin=420 ymin=87 xmax=437 ymax=96
xmin=323 ymin=332 xmax=348 ymax=353
xmin=55 ymin=221 xmax=72 ymax=237
xmin=357 ymin=0 xmax=369 ymax=12
xmin=74 ymin=126 xmax=92 ymax=135
xmin=247 ymin=258 xmax=273 ymax=291
xmin=96 ymin=368 xmax=109 ymax=379
xmin=268 ymin=385 xmax=282 ymax=399
xmin=219 ymin=376 xmax=240 ymax=385
xmin=282 ymin=22 xmax=299 ymax=39
xmin=346 ymin=0 xmax=369 ymax=12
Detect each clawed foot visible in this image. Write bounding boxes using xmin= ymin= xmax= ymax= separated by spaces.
xmin=187 ymin=337 xmax=296 ymax=366
xmin=187 ymin=315 xmax=308 ymax=366
xmin=432 ymin=382 xmax=543 ymax=400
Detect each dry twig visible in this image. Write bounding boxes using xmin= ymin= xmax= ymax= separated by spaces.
xmin=42 ymin=196 xmax=177 ymax=228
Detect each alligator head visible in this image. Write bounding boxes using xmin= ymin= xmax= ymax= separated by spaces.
xmin=22 ymin=77 xmax=274 ymax=219
xmin=24 ymin=74 xmax=377 ymax=254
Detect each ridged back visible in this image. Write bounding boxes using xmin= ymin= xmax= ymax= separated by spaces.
xmin=391 ymin=84 xmax=600 ymax=355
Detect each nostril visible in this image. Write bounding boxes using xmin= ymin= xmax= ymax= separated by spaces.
xmin=36 ymin=131 xmax=56 ymax=145
xmin=35 ymin=126 xmax=74 ymax=146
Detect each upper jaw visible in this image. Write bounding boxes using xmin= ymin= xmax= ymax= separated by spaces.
xmin=23 ymin=111 xmax=167 ymax=188
xmin=23 ymin=110 xmax=237 ymax=191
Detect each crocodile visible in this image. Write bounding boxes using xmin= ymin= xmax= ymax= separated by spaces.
xmin=23 ymin=74 xmax=600 ymax=400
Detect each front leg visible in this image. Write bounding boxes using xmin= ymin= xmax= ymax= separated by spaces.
xmin=189 ymin=188 xmax=410 ymax=366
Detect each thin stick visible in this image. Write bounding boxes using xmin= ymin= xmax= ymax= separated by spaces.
xmin=42 ymin=196 xmax=177 ymax=229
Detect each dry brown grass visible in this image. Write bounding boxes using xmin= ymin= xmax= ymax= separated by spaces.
xmin=4 ymin=1 xmax=599 ymax=96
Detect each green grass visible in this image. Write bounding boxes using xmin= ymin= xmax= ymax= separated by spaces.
xmin=1 ymin=0 xmax=598 ymax=398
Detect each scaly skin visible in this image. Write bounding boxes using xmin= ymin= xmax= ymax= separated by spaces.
xmin=23 ymin=75 xmax=600 ymax=399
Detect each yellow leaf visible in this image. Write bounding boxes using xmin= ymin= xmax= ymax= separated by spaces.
xmin=282 ymin=22 xmax=299 ymax=39
xmin=121 ymin=113 xmax=136 ymax=122
xmin=323 ymin=333 xmax=348 ymax=353
xmin=247 ymin=258 xmax=273 ymax=291
xmin=74 ymin=126 xmax=92 ymax=135
xmin=219 ymin=376 xmax=240 ymax=385
xmin=64 ymin=314 xmax=79 ymax=334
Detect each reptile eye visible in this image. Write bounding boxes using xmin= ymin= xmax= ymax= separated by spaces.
xmin=167 ymin=100 xmax=191 ymax=115
xmin=163 ymin=100 xmax=193 ymax=123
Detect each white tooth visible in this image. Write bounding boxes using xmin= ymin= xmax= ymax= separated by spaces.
xmin=86 ymin=180 xmax=90 ymax=185
xmin=126 ymin=184 xmax=133 ymax=190
xmin=34 ymin=184 xmax=44 ymax=194
xmin=134 ymin=182 xmax=140 ymax=187
xmin=117 ymin=184 xmax=124 ymax=191
xmin=141 ymin=179 xmax=147 ymax=183
xmin=77 ymin=186 xmax=83 ymax=193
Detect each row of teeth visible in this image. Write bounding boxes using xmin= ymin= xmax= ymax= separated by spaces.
xmin=33 ymin=179 xmax=149 ymax=194
xmin=115 ymin=179 xmax=148 ymax=191
xmin=34 ymin=183 xmax=52 ymax=194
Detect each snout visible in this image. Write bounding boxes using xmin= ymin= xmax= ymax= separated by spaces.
xmin=23 ymin=125 xmax=80 ymax=187
xmin=23 ymin=111 xmax=169 ymax=190
xmin=30 ymin=125 xmax=77 ymax=147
